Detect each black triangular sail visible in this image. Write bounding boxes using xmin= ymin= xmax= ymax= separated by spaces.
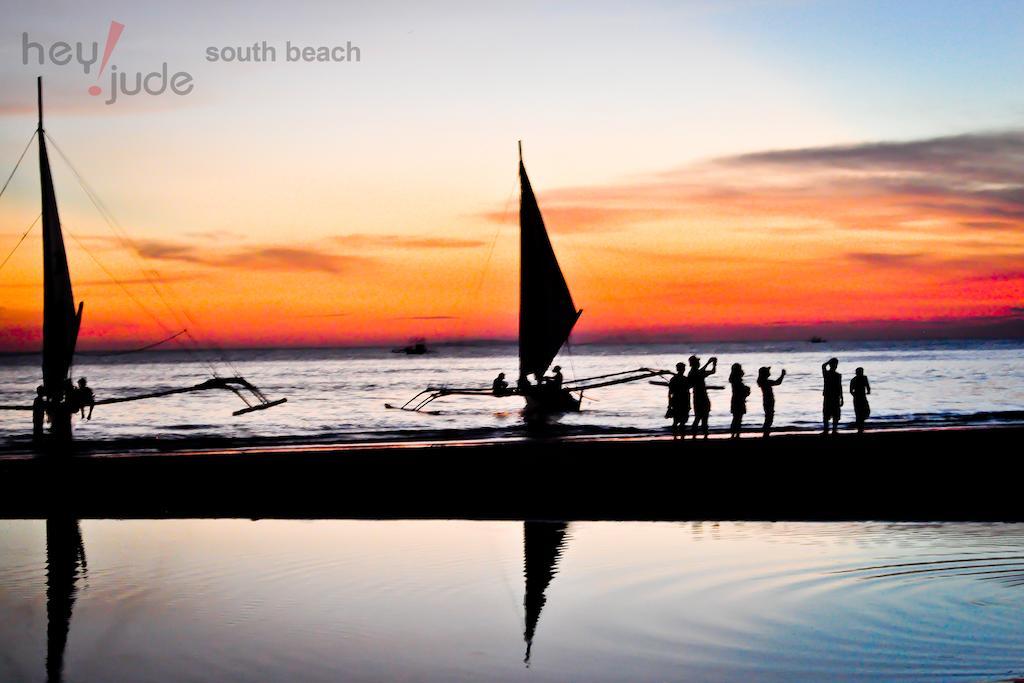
xmin=518 ymin=143 xmax=581 ymax=381
xmin=38 ymin=77 xmax=81 ymax=400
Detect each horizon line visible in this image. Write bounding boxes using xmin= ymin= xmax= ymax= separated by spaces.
xmin=2 ymin=333 xmax=1024 ymax=357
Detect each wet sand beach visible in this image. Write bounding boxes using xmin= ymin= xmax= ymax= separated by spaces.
xmin=1 ymin=425 xmax=1019 ymax=521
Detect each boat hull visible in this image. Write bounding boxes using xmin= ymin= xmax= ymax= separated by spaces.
xmin=523 ymin=389 xmax=581 ymax=417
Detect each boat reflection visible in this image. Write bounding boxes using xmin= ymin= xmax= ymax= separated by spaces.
xmin=522 ymin=520 xmax=569 ymax=665
xmin=45 ymin=516 xmax=86 ymax=683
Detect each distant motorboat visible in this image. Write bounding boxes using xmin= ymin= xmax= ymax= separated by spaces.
xmin=808 ymin=336 xmax=827 ymax=344
xmin=393 ymin=338 xmax=430 ymax=355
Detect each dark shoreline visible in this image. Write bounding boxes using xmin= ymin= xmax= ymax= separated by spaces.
xmin=0 ymin=426 xmax=1019 ymax=521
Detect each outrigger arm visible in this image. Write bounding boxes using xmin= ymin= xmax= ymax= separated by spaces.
xmin=386 ymin=367 xmax=671 ymax=413
xmin=0 ymin=376 xmax=286 ymax=416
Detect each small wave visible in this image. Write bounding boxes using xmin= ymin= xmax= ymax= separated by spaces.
xmin=833 ymin=554 xmax=1024 ymax=588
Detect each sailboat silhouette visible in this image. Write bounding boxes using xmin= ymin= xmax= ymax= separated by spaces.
xmin=37 ymin=78 xmax=82 ymax=440
xmin=0 ymin=78 xmax=286 ymax=436
xmin=389 ymin=144 xmax=667 ymax=416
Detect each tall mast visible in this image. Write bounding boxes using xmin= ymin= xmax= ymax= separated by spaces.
xmin=37 ymin=76 xmax=43 ymax=132
xmin=38 ymin=77 xmax=82 ymax=403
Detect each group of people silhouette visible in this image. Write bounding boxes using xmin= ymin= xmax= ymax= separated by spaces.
xmin=32 ymin=377 xmax=94 ymax=442
xmin=666 ymin=356 xmax=871 ymax=438
xmin=493 ymin=366 xmax=567 ymax=397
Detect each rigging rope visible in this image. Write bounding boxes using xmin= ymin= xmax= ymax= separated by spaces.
xmin=474 ymin=181 xmax=516 ymax=300
xmin=90 ymin=329 xmax=188 ymax=356
xmin=0 ymin=124 xmax=281 ymax=413
xmin=45 ymin=133 xmax=234 ymax=379
xmin=0 ymin=213 xmax=40 ymax=275
xmin=0 ymin=131 xmax=36 ymax=204
xmin=451 ymin=176 xmax=518 ymax=345
xmin=45 ymin=136 xmax=211 ymax=350
xmin=62 ymin=226 xmax=221 ymax=379
xmin=0 ymin=328 xmax=190 ymax=360
xmin=564 ymin=336 xmax=578 ymax=383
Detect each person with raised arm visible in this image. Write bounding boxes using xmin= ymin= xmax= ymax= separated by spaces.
xmin=689 ymin=355 xmax=718 ymax=439
xmin=821 ymin=358 xmax=843 ymax=435
xmin=756 ymin=367 xmax=785 ymax=438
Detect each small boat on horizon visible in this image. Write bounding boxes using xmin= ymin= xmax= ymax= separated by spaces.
xmin=388 ymin=143 xmax=666 ymax=417
xmin=392 ymin=338 xmax=430 ymax=355
xmin=809 ymin=336 xmax=827 ymax=344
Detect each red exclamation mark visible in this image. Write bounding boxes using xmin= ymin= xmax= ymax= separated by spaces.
xmin=88 ymin=21 xmax=125 ymax=96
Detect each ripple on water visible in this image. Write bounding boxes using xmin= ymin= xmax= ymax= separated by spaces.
xmin=3 ymin=520 xmax=1024 ymax=682
xmin=555 ymin=522 xmax=1024 ymax=682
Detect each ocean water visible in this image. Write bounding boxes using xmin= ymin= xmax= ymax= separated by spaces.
xmin=0 ymin=339 xmax=1022 ymax=446
xmin=2 ymin=518 xmax=1024 ymax=682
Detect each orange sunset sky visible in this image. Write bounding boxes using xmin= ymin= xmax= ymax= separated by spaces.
xmin=1 ymin=1 xmax=1023 ymax=350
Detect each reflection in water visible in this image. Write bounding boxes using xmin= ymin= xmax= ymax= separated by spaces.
xmin=45 ymin=516 xmax=86 ymax=683
xmin=2 ymin=520 xmax=1023 ymax=682
xmin=522 ymin=521 xmax=569 ymax=665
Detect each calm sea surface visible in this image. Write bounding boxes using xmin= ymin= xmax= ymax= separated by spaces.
xmin=1 ymin=339 xmax=1022 ymax=446
xmin=2 ymin=519 xmax=1024 ymax=682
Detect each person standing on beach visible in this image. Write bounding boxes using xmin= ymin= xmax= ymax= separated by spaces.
xmin=32 ymin=385 xmax=47 ymax=442
xmin=689 ymin=355 xmax=717 ymax=439
xmin=756 ymin=367 xmax=785 ymax=437
xmin=850 ymin=367 xmax=871 ymax=433
xmin=666 ymin=362 xmax=691 ymax=437
xmin=728 ymin=363 xmax=750 ymax=438
xmin=821 ymin=358 xmax=843 ymax=434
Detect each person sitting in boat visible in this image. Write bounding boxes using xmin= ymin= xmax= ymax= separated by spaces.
xmin=728 ymin=363 xmax=750 ymax=439
xmin=492 ymin=372 xmax=510 ymax=396
xmin=542 ymin=366 xmax=564 ymax=392
xmin=689 ymin=355 xmax=717 ymax=439
xmin=821 ymin=358 xmax=843 ymax=435
xmin=32 ymin=385 xmax=47 ymax=442
xmin=756 ymin=367 xmax=785 ymax=438
xmin=666 ymin=362 xmax=691 ymax=437
xmin=76 ymin=377 xmax=95 ymax=420
xmin=850 ymin=367 xmax=871 ymax=433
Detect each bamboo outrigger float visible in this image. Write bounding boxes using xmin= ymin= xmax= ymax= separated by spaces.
xmin=388 ymin=143 xmax=668 ymax=416
xmin=0 ymin=78 xmax=286 ymax=437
